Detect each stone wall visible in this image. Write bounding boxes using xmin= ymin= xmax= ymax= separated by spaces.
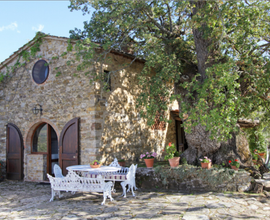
xmin=0 ymin=36 xmax=179 ymax=181
xmin=0 ymin=37 xmax=101 ymax=181
xmin=136 ymin=166 xmax=253 ymax=192
xmin=26 ymin=154 xmax=46 ymax=181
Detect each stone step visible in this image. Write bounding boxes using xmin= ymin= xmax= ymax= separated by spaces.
xmin=255 ymin=179 xmax=270 ymax=188
xmin=263 ymin=173 xmax=270 ymax=180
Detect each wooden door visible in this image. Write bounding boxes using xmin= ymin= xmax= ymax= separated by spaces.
xmin=175 ymin=120 xmax=187 ymax=152
xmin=6 ymin=123 xmax=24 ymax=180
xmin=59 ymin=118 xmax=79 ymax=175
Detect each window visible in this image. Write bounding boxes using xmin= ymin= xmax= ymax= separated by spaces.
xmin=32 ymin=60 xmax=49 ymax=84
xmin=104 ymin=70 xmax=111 ymax=91
xmin=32 ymin=123 xmax=48 ymax=153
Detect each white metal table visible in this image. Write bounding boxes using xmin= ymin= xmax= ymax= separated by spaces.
xmin=66 ymin=164 xmax=136 ymax=197
xmin=66 ymin=165 xmax=121 ymax=177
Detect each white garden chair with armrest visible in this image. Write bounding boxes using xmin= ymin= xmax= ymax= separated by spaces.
xmin=103 ymin=158 xmax=128 ymax=192
xmin=127 ymin=164 xmax=138 ymax=193
xmin=104 ymin=158 xmax=137 ymax=195
xmin=121 ymin=164 xmax=137 ymax=197
xmin=53 ymin=164 xmax=76 ymax=195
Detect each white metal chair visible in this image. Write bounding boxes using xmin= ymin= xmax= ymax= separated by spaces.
xmin=54 ymin=164 xmax=64 ymax=178
xmin=127 ymin=164 xmax=137 ymax=193
xmin=120 ymin=164 xmax=137 ymax=197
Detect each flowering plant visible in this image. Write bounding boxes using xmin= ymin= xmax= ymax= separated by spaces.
xmin=140 ymin=152 xmax=157 ymax=159
xmin=199 ymin=156 xmax=211 ymax=163
xmin=229 ymin=159 xmax=240 ymax=168
xmin=164 ymin=142 xmax=180 ymax=160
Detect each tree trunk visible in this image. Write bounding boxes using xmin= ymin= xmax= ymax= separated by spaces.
xmin=181 ymin=124 xmax=252 ymax=166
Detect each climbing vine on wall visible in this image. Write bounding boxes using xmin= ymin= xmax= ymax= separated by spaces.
xmin=0 ymin=32 xmax=48 ymax=104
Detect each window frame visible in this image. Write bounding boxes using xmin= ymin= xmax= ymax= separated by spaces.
xmin=31 ymin=123 xmax=48 ymax=154
xmin=32 ymin=59 xmax=49 ymax=84
xmin=103 ymin=70 xmax=111 ymax=91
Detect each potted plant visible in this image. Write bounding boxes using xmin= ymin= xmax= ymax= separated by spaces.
xmin=199 ymin=156 xmax=212 ymax=169
xmin=164 ymin=142 xmax=180 ymax=168
xmin=118 ymin=158 xmax=126 ymax=167
xmin=229 ymin=159 xmax=240 ymax=171
xmin=90 ymin=160 xmax=101 ymax=168
xmin=140 ymin=152 xmax=157 ymax=168
xmin=254 ymin=149 xmax=266 ymax=158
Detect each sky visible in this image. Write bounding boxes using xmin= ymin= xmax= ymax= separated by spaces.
xmin=0 ymin=1 xmax=92 ymax=63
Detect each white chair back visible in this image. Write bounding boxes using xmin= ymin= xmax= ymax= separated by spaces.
xmin=54 ymin=164 xmax=64 ymax=178
xmin=109 ymin=158 xmax=121 ymax=168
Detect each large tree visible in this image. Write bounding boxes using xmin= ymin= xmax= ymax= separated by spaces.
xmin=68 ymin=0 xmax=270 ymax=165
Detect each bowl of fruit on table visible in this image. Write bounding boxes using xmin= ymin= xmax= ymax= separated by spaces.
xmin=90 ymin=160 xmax=101 ymax=168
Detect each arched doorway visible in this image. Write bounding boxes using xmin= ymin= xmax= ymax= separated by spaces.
xmin=32 ymin=123 xmax=58 ymax=176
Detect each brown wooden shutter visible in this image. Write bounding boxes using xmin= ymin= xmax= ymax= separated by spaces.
xmin=6 ymin=123 xmax=24 ymax=180
xmin=58 ymin=118 xmax=79 ymax=175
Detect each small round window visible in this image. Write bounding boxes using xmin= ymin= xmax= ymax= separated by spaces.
xmin=32 ymin=60 xmax=49 ymax=84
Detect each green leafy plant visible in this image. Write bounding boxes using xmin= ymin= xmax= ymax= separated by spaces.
xmin=118 ymin=158 xmax=125 ymax=162
xmin=229 ymin=159 xmax=240 ymax=168
xmin=246 ymin=127 xmax=267 ymax=156
xmin=252 ymin=154 xmax=258 ymax=161
xmin=164 ymin=142 xmax=180 ymax=160
xmin=181 ymin=157 xmax=187 ymax=165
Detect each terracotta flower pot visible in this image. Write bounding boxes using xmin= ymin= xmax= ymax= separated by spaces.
xmin=144 ymin=158 xmax=154 ymax=168
xmin=231 ymin=165 xmax=239 ymax=171
xmin=258 ymin=153 xmax=266 ymax=158
xmin=118 ymin=161 xmax=126 ymax=167
xmin=201 ymin=162 xmax=211 ymax=169
xmin=168 ymin=157 xmax=180 ymax=168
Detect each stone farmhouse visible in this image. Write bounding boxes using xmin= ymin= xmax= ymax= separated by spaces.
xmin=0 ymin=34 xmax=186 ymax=182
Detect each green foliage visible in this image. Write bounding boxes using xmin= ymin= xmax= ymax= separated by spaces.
xmin=181 ymin=157 xmax=187 ymax=165
xmin=68 ymin=0 xmax=270 ymax=142
xmin=253 ymin=154 xmax=258 ymax=160
xmin=164 ymin=142 xmax=179 ymax=160
xmin=245 ymin=126 xmax=267 ymax=156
